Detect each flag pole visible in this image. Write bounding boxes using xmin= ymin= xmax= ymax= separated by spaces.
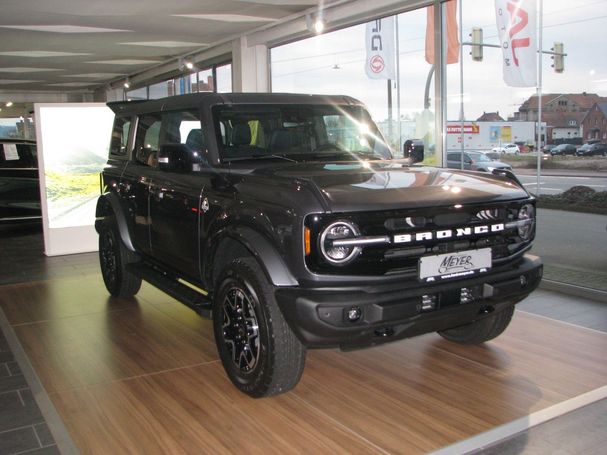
xmin=536 ymin=0 xmax=543 ymax=196
xmin=458 ymin=0 xmax=465 ymax=169
xmin=395 ymin=15 xmax=402 ymax=154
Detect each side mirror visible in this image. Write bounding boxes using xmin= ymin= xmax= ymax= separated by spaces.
xmin=158 ymin=143 xmax=201 ymax=173
xmin=403 ymin=140 xmax=424 ymax=164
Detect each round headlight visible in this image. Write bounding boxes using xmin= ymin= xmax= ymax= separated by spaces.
xmin=517 ymin=204 xmax=535 ymax=240
xmin=319 ymin=220 xmax=361 ymax=265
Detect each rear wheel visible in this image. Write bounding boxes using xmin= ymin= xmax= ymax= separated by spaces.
xmin=98 ymin=217 xmax=142 ymax=298
xmin=438 ymin=305 xmax=514 ymax=345
xmin=213 ymin=258 xmax=306 ymax=397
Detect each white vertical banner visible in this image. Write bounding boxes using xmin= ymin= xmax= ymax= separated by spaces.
xmin=365 ymin=18 xmax=396 ymax=80
xmin=495 ymin=0 xmax=537 ymax=87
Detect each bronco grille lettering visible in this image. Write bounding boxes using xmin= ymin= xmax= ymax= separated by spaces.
xmin=393 ymin=223 xmax=505 ymax=244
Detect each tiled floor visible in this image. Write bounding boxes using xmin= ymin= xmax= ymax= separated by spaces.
xmin=0 ymin=328 xmax=60 ymax=455
xmin=0 ymin=226 xmax=606 ymax=454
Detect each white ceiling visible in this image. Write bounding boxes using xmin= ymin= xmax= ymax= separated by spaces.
xmin=0 ymin=0 xmax=327 ymax=94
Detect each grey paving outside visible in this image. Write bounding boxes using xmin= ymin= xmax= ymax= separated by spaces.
xmin=519 ymin=289 xmax=607 ymax=332
xmin=476 ymin=399 xmax=607 ymax=455
xmin=534 ymin=208 xmax=607 ymax=293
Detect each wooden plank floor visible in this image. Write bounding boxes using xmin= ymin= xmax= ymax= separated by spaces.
xmin=1 ymin=274 xmax=607 ymax=454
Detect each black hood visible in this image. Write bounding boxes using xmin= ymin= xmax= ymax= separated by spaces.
xmin=236 ymin=160 xmax=530 ymax=212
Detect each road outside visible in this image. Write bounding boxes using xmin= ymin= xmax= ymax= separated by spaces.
xmin=516 ymin=174 xmax=607 ymax=195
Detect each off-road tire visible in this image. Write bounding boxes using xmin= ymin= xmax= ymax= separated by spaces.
xmin=438 ymin=305 xmax=515 ymax=345
xmin=213 ymin=258 xmax=306 ymax=398
xmin=98 ymin=217 xmax=142 ymax=298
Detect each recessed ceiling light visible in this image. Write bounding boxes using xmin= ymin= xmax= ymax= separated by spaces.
xmin=0 ymin=25 xmax=131 ymax=33
xmin=61 ymin=73 xmax=123 ymax=79
xmin=120 ymin=41 xmax=206 ymax=48
xmin=0 ymin=67 xmax=62 ymax=73
xmin=5 ymin=101 xmax=14 ymax=107
xmin=87 ymin=59 xmax=161 ymax=65
xmin=173 ymin=14 xmax=275 ymax=22
xmin=0 ymin=79 xmax=42 ymax=85
xmin=0 ymin=51 xmax=91 ymax=57
xmin=46 ymin=82 xmax=97 ymax=87
xmin=238 ymin=0 xmax=317 ymax=4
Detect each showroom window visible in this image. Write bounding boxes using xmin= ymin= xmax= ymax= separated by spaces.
xmin=126 ymin=86 xmax=147 ymax=101
xmin=443 ymin=0 xmax=607 ymax=292
xmin=216 ymin=63 xmax=233 ymax=93
xmin=124 ymin=61 xmax=232 ymax=100
xmin=270 ymin=1 xmax=606 ymax=292
xmin=271 ymin=5 xmax=435 ymax=161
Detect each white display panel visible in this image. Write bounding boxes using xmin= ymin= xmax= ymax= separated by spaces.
xmin=35 ymin=103 xmax=114 ymax=256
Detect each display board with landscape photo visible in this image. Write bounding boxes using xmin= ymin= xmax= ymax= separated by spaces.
xmin=37 ymin=105 xmax=114 ymax=229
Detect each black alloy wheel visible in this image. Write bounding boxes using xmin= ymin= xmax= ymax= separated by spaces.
xmin=213 ymin=258 xmax=306 ymax=397
xmin=221 ymin=286 xmax=261 ymax=373
xmin=98 ymin=218 xmax=142 ymax=298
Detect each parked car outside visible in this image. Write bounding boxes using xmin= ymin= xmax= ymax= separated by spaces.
xmin=550 ymin=143 xmax=577 ymax=156
xmin=492 ymin=143 xmax=520 ymax=155
xmin=0 ymin=139 xmax=41 ymax=223
xmin=483 ymin=151 xmax=502 ymax=161
xmin=541 ymin=144 xmax=556 ymax=154
xmin=447 ymin=151 xmax=513 ymax=172
xmin=576 ymin=142 xmax=607 ymax=157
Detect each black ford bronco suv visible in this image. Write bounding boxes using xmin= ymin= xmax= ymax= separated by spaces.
xmin=96 ymin=93 xmax=542 ymax=397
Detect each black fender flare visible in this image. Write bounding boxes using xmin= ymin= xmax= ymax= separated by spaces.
xmin=95 ymin=193 xmax=136 ymax=252
xmin=209 ymin=226 xmax=298 ymax=287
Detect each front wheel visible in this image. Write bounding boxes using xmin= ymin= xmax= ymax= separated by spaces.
xmin=213 ymin=258 xmax=306 ymax=397
xmin=98 ymin=218 xmax=142 ymax=298
xmin=438 ymin=305 xmax=514 ymax=345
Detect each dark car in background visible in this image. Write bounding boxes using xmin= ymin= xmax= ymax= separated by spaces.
xmin=447 ymin=151 xmax=512 ymax=172
xmin=0 ymin=140 xmax=41 ymax=223
xmin=576 ymin=142 xmax=607 ymax=157
xmin=541 ymin=144 xmax=556 ymax=154
xmin=550 ymin=143 xmax=577 ymax=156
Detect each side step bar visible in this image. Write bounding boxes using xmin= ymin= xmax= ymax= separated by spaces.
xmin=127 ymin=262 xmax=212 ymax=318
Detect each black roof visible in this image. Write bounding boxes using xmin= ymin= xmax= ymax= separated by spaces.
xmin=107 ymin=92 xmax=363 ymax=115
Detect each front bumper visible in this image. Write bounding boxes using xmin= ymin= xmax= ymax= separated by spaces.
xmin=275 ymin=254 xmax=542 ymax=349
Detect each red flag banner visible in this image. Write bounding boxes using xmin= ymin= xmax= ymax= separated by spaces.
xmin=425 ymin=1 xmax=460 ymax=65
xmin=495 ymin=0 xmax=537 ymax=87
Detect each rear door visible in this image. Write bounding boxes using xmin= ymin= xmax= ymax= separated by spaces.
xmin=121 ymin=112 xmax=162 ymax=256
xmin=148 ymin=109 xmax=207 ymax=279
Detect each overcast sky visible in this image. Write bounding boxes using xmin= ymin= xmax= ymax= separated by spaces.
xmin=271 ymin=0 xmax=607 ymax=123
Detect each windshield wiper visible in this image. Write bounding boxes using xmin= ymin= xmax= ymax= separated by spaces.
xmin=225 ymin=154 xmax=297 ymax=163
xmin=309 ymin=150 xmax=385 ymax=161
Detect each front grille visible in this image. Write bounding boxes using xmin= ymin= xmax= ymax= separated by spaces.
xmin=305 ymin=200 xmax=534 ymax=276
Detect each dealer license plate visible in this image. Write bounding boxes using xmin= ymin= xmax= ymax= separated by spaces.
xmin=419 ymin=248 xmax=492 ymax=283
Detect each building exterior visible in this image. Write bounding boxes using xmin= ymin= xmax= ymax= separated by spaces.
xmin=581 ymin=103 xmax=607 ymax=142
xmin=446 ymin=121 xmax=537 ymax=152
xmin=476 ymin=112 xmax=505 ymax=122
xmin=513 ymin=93 xmax=607 ymax=143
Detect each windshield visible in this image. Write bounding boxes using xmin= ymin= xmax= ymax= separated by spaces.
xmin=214 ymin=104 xmax=392 ymax=163
xmin=469 ymin=152 xmax=491 ymax=162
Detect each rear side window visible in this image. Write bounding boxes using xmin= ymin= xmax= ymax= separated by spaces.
xmin=134 ymin=113 xmax=162 ymax=166
xmin=109 ymin=117 xmax=131 ymax=156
